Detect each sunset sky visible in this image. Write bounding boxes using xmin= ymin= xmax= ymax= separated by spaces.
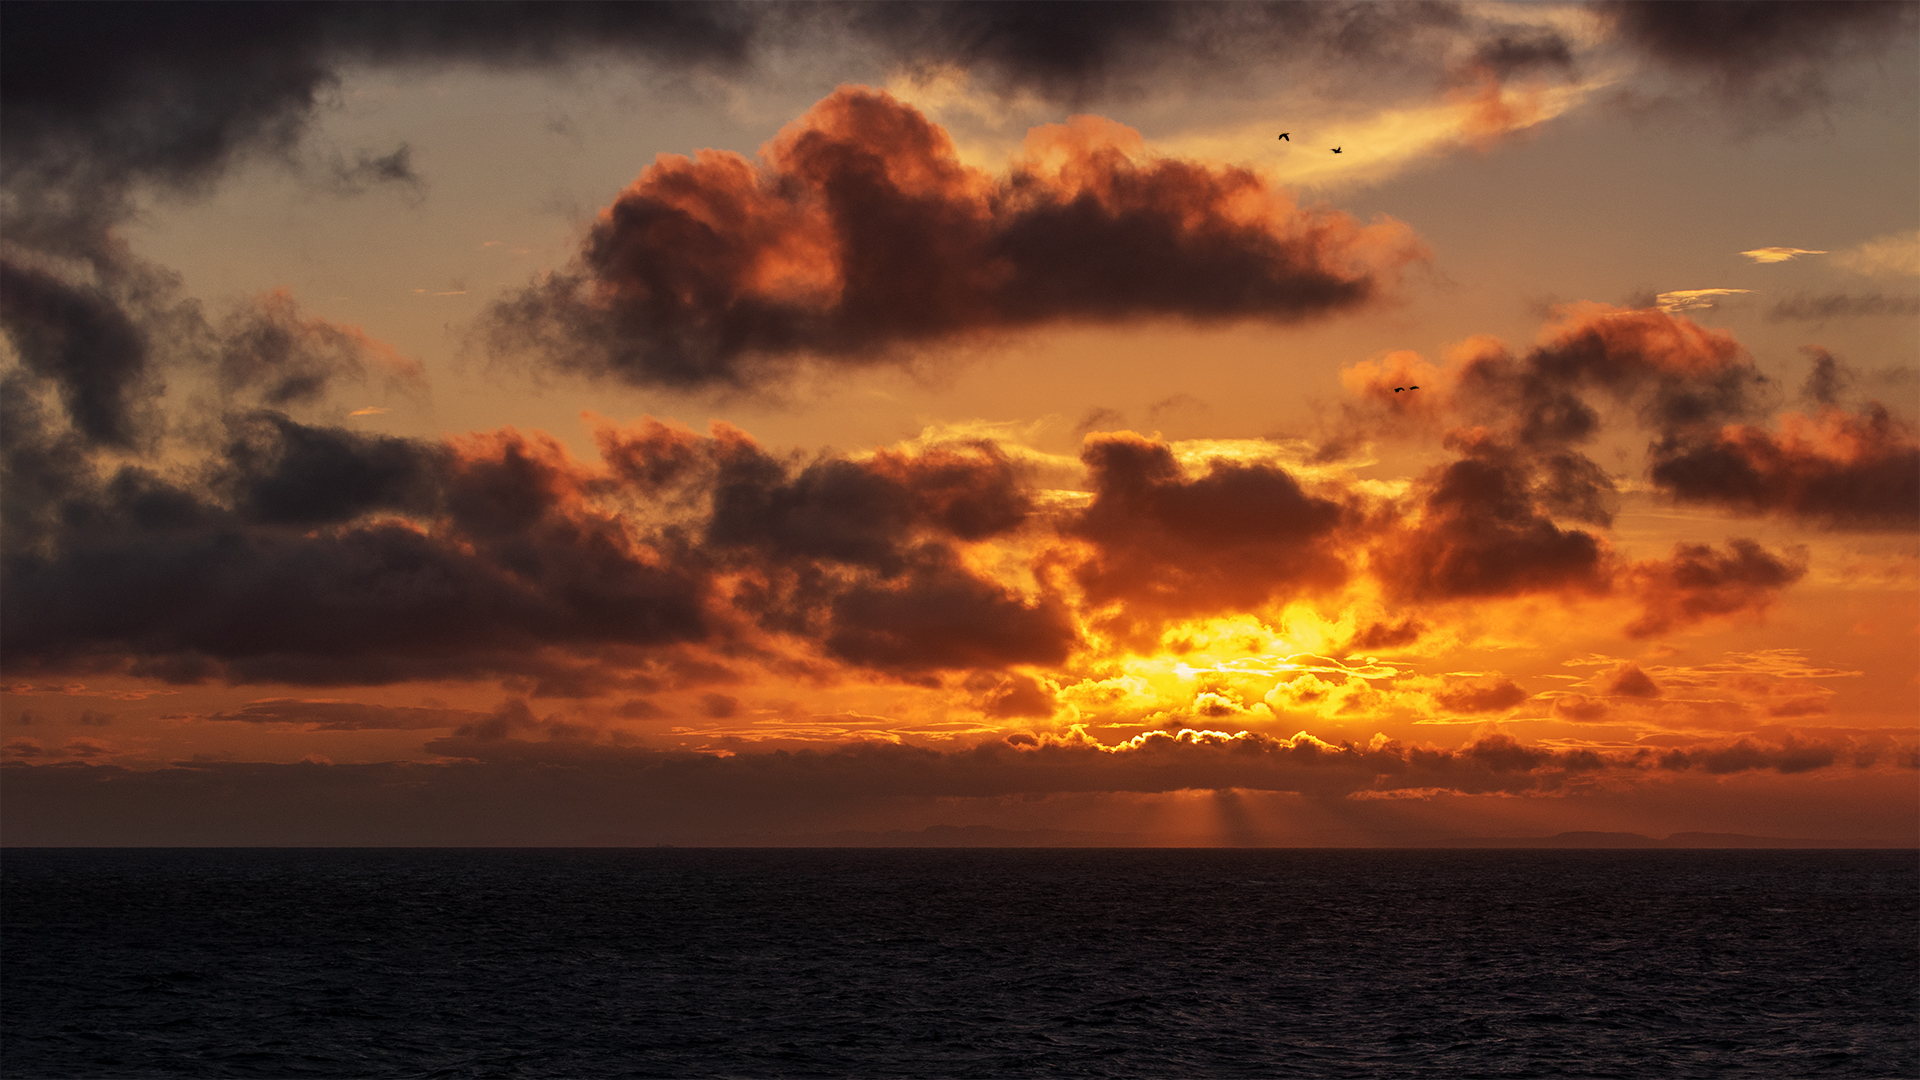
xmin=3 ymin=1 xmax=1916 ymax=845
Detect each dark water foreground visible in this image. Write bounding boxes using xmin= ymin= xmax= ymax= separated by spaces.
xmin=3 ymin=849 xmax=1914 ymax=1078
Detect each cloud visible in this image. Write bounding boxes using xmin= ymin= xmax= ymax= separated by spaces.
xmin=1798 ymin=348 xmax=1851 ymax=407
xmin=599 ymin=415 xmax=1072 ymax=674
xmin=1655 ymin=288 xmax=1750 ymax=314
xmin=4 ymin=726 xmax=1898 ymax=842
xmin=1597 ymin=662 xmax=1661 ymax=698
xmin=1624 ymin=539 xmax=1809 ymax=638
xmin=1 ymin=416 xmax=713 ymax=687
xmin=0 ymin=4 xmax=759 ymax=215
xmin=217 ymin=289 xmax=428 ymax=408
xmin=1432 ymin=676 xmax=1530 ymax=713
xmin=1552 ymin=694 xmax=1611 ymax=722
xmin=1649 ymin=405 xmax=1920 ymax=530
xmin=1830 ymin=229 xmax=1920 ymax=278
xmin=3 ymin=404 xmax=1085 ymax=687
xmin=1656 ymin=738 xmax=1839 ymax=776
xmin=1346 ymin=618 xmax=1425 ymax=653
xmin=327 ymin=144 xmax=425 ymax=200
xmin=1740 ymin=247 xmax=1826 ymax=264
xmin=0 ymin=301 xmax=1854 ymax=696
xmin=0 ymin=258 xmax=158 ymax=448
xmin=1373 ymin=434 xmax=1609 ymax=603
xmin=1767 ymin=293 xmax=1920 ymax=322
xmin=1597 ymin=0 xmax=1919 ymax=125
xmin=1434 ymin=304 xmax=1765 ymax=453
xmin=485 ymin=88 xmax=1423 ymax=389
xmin=1068 ymin=431 xmax=1352 ymax=641
xmin=199 ymin=698 xmax=487 ymax=731
xmin=1344 ymin=305 xmax=1912 ymax=534
xmin=969 ymin=671 xmax=1058 ymax=719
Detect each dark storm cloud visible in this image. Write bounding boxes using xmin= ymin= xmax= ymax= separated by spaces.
xmin=839 ymin=1 xmax=1486 ymax=104
xmin=0 ymin=416 xmax=712 ymax=687
xmin=0 ymin=2 xmax=757 ymax=205
xmin=0 ymin=2 xmax=1495 ymax=208
xmin=3 ymin=406 xmax=1080 ymax=686
xmin=0 ymin=259 xmax=158 ymax=448
xmin=6 ymin=1 xmax=1894 ymax=244
xmin=1597 ymin=1 xmax=1919 ymax=122
xmin=485 ymin=88 xmax=1421 ymax=388
xmin=0 ymin=1 xmax=761 ymax=460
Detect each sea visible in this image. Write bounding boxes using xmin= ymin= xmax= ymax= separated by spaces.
xmin=3 ymin=848 xmax=1914 ymax=1078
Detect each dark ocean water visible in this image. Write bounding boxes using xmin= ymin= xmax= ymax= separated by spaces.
xmin=3 ymin=849 xmax=1914 ymax=1078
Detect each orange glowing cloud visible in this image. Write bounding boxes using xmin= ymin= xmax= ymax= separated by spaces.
xmin=1649 ymin=406 xmax=1920 ymax=530
xmin=487 ymin=86 xmax=1426 ymax=388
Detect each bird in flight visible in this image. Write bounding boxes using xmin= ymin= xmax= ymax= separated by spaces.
xmin=1277 ymin=132 xmax=1290 ymax=141
xmin=1331 ymin=147 xmax=1342 ymax=154
xmin=1393 ymin=386 xmax=1421 ymax=393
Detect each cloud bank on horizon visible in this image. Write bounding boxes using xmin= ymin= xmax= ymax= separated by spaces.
xmin=1 ymin=2 xmax=1915 ymax=844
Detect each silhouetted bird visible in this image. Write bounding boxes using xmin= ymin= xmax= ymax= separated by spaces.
xmin=1278 ymin=132 xmax=1290 ymax=141
xmin=1331 ymin=147 xmax=1342 ymax=153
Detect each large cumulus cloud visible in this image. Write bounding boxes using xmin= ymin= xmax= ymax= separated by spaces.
xmin=486 ymin=88 xmax=1424 ymax=388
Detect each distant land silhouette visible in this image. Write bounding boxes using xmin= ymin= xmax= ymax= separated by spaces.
xmin=1418 ymin=831 xmax=1905 ymax=849
xmin=730 ymin=826 xmax=1909 ymax=848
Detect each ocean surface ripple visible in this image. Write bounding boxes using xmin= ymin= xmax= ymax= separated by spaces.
xmin=4 ymin=849 xmax=1915 ymax=1078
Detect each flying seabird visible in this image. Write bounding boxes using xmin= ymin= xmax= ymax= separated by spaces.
xmin=1331 ymin=147 xmax=1342 ymax=154
xmin=1278 ymin=132 xmax=1290 ymax=141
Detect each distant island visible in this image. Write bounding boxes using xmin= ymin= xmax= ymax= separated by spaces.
xmin=724 ymin=826 xmax=1910 ymax=849
xmin=1418 ymin=831 xmax=1906 ymax=849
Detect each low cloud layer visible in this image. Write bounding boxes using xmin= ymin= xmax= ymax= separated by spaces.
xmin=5 ymin=725 xmax=1911 ymax=845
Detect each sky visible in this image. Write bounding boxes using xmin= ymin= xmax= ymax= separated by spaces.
xmin=3 ymin=1 xmax=1916 ymax=846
